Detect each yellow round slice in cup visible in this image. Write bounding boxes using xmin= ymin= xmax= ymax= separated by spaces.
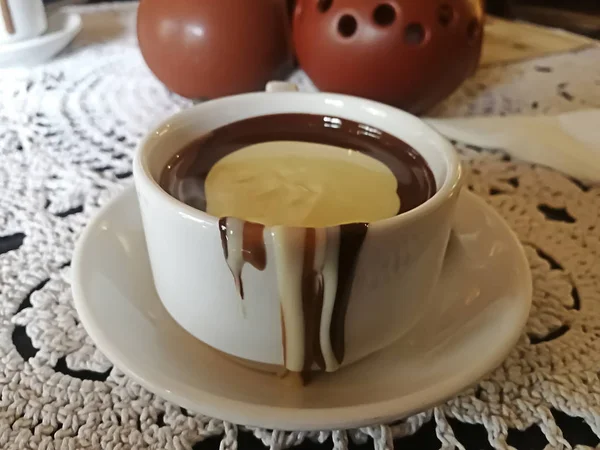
xmin=205 ymin=141 xmax=400 ymax=227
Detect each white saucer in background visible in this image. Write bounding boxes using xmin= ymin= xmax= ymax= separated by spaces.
xmin=72 ymin=187 xmax=532 ymax=431
xmin=0 ymin=11 xmax=82 ymax=68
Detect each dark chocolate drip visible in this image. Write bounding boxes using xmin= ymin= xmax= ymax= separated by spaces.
xmin=280 ymin=305 xmax=287 ymax=368
xmin=330 ymin=223 xmax=369 ymax=364
xmin=242 ymin=222 xmax=267 ymax=271
xmin=1 ymin=0 xmax=15 ymax=34
xmin=218 ymin=218 xmax=229 ymax=260
xmin=312 ymin=274 xmax=325 ymax=370
xmin=301 ymin=229 xmax=326 ymax=377
xmin=218 ymin=218 xmax=267 ymax=300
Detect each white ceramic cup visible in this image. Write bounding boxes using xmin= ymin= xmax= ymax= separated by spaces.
xmin=0 ymin=0 xmax=47 ymax=45
xmin=133 ymin=83 xmax=463 ymax=373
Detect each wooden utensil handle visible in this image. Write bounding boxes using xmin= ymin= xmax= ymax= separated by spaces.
xmin=1 ymin=0 xmax=15 ymax=34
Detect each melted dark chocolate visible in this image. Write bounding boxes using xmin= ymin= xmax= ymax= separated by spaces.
xmin=331 ymin=223 xmax=369 ymax=364
xmin=243 ymin=222 xmax=267 ymax=271
xmin=160 ymin=113 xmax=436 ymax=215
xmin=218 ymin=219 xmax=229 ymax=259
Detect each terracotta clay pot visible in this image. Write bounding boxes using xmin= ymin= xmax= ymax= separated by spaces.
xmin=137 ymin=0 xmax=293 ymax=99
xmin=293 ymin=0 xmax=484 ymax=114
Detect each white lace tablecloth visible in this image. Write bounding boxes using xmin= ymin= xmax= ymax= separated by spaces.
xmin=1 ymin=3 xmax=600 ymax=450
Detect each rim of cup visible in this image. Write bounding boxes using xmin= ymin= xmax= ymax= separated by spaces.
xmin=133 ymin=91 xmax=463 ymax=231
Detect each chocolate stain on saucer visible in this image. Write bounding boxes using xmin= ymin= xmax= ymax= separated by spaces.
xmin=1 ymin=0 xmax=15 ymax=34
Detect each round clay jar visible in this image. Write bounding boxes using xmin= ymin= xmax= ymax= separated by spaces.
xmin=293 ymin=0 xmax=484 ymax=114
xmin=137 ymin=0 xmax=293 ymax=99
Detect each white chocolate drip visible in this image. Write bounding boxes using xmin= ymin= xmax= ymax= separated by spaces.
xmin=220 ymin=217 xmax=245 ymax=297
xmin=270 ymin=226 xmax=346 ymax=374
xmin=319 ymin=227 xmax=341 ymax=372
xmin=271 ymin=227 xmax=306 ymax=373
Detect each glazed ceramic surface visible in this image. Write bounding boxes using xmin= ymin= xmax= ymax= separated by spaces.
xmin=132 ymin=87 xmax=462 ymax=371
xmin=0 ymin=11 xmax=81 ymax=68
xmin=137 ymin=0 xmax=293 ymax=99
xmin=0 ymin=0 xmax=46 ymax=44
xmin=71 ymin=186 xmax=532 ymax=430
xmin=293 ymin=0 xmax=484 ymax=114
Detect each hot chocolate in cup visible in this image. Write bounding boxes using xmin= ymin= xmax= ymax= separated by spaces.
xmin=133 ymin=82 xmax=463 ymax=384
xmin=0 ymin=0 xmax=47 ymax=45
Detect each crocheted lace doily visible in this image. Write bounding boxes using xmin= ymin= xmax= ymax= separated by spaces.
xmin=1 ymin=3 xmax=600 ymax=450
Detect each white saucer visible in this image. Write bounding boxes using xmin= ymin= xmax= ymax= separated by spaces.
xmin=72 ymin=187 xmax=532 ymax=431
xmin=0 ymin=11 xmax=82 ymax=68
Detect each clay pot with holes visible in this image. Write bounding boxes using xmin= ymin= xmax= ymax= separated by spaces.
xmin=137 ymin=0 xmax=293 ymax=99
xmin=293 ymin=0 xmax=484 ymax=114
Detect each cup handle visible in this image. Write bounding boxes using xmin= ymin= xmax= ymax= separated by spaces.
xmin=265 ymin=81 xmax=299 ymax=93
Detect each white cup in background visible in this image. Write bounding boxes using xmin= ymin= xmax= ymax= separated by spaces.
xmin=0 ymin=0 xmax=47 ymax=45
